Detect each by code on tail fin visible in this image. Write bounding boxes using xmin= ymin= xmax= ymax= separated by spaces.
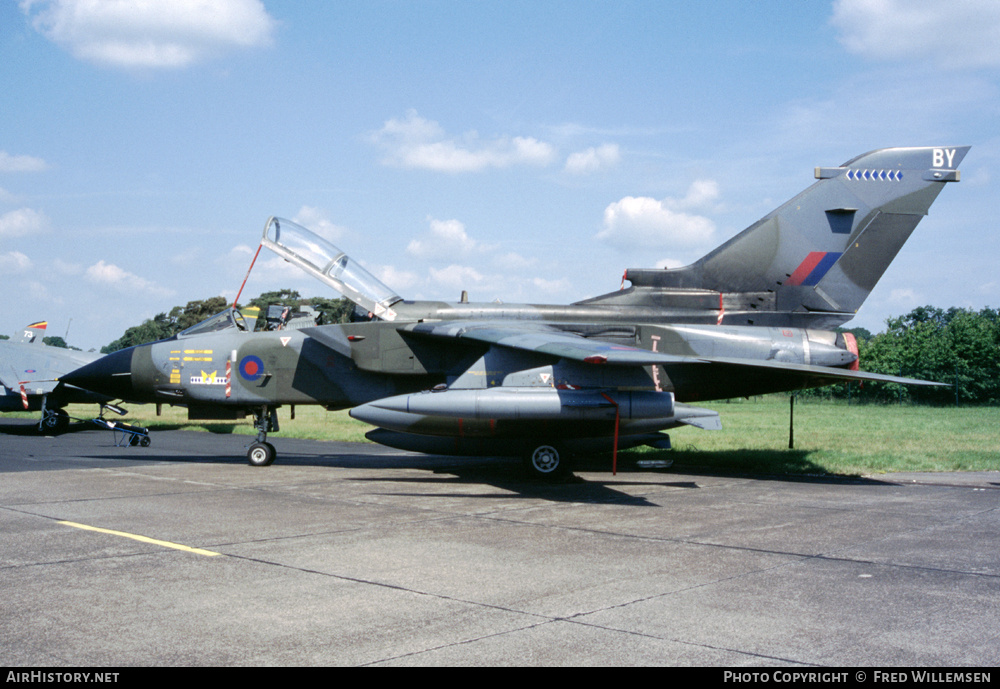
xmin=588 ymin=146 xmax=969 ymax=329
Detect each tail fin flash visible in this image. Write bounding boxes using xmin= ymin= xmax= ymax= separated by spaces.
xmin=20 ymin=321 xmax=48 ymax=345
xmin=601 ymin=147 xmax=969 ymax=328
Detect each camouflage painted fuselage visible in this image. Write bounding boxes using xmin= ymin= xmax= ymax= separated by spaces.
xmin=92 ymin=300 xmax=859 ymax=412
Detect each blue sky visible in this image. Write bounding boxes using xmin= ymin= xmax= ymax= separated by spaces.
xmin=2 ymin=0 xmax=998 ymax=350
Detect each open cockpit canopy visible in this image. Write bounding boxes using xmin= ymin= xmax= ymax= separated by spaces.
xmin=261 ymin=216 xmax=401 ymax=321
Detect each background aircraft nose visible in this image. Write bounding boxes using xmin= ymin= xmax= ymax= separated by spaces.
xmin=61 ymin=348 xmax=136 ymax=400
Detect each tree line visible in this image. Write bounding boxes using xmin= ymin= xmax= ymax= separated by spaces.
xmin=87 ymin=299 xmax=1000 ymax=405
xmin=828 ymin=306 xmax=1000 ymax=406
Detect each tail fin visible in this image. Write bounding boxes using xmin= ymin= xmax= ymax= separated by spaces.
xmin=590 ymin=147 xmax=969 ymax=328
xmin=20 ymin=321 xmax=48 ymax=345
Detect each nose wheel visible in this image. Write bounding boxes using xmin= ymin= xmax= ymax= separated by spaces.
xmin=248 ymin=441 xmax=276 ymax=467
xmin=246 ymin=406 xmax=279 ymax=467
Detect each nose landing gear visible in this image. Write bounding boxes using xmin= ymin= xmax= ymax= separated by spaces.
xmin=247 ymin=406 xmax=279 ymax=467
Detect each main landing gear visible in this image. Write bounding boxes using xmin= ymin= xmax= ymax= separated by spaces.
xmin=523 ymin=443 xmax=571 ymax=480
xmin=247 ymin=406 xmax=279 ymax=467
xmin=39 ymin=407 xmax=70 ymax=434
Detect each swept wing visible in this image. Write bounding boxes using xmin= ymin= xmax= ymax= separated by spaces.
xmin=402 ymin=319 xmax=941 ymax=388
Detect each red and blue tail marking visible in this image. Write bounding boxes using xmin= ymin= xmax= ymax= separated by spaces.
xmin=786 ymin=251 xmax=843 ymax=287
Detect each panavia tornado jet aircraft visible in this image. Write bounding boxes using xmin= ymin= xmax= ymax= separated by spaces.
xmin=63 ymin=146 xmax=967 ymax=476
xmin=0 ymin=321 xmax=112 ymax=431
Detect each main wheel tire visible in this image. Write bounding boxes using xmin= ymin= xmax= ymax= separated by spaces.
xmin=41 ymin=408 xmax=70 ymax=434
xmin=247 ymin=441 xmax=276 ymax=467
xmin=524 ymin=444 xmax=569 ymax=479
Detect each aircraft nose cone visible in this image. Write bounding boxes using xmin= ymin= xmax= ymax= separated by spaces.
xmin=61 ymin=348 xmax=136 ymax=400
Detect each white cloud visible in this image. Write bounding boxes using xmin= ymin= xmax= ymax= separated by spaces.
xmin=831 ymin=0 xmax=1000 ymax=69
xmin=0 ymin=251 xmax=32 ymax=274
xmin=23 ymin=279 xmax=51 ymax=302
xmin=672 ymin=178 xmax=720 ymax=210
xmin=406 ymin=217 xmax=489 ymax=259
xmin=654 ymin=257 xmax=685 ymax=270
xmin=765 ymin=69 xmax=993 ymax=155
xmin=564 ymin=144 xmax=620 ymax=174
xmin=21 ymin=0 xmax=277 ymax=69
xmin=596 ymin=179 xmax=719 ymax=249
xmin=372 ymin=110 xmax=556 ymax=173
xmin=492 ymin=251 xmax=537 ymax=271
xmin=0 ymin=151 xmax=48 ymax=173
xmin=227 ymin=243 xmax=256 ymax=260
xmin=221 ymin=244 xmax=300 ymax=290
xmin=888 ymin=287 xmax=921 ymax=308
xmin=526 ymin=276 xmax=572 ymax=296
xmin=401 ymin=224 xmax=561 ymax=300
xmin=598 ymin=197 xmax=715 ymax=248
xmin=0 ymin=208 xmax=50 ymax=237
xmin=291 ymin=206 xmax=348 ymax=243
xmin=429 ymin=264 xmax=484 ymax=290
xmin=418 ymin=265 xmax=572 ymax=303
xmin=371 ymin=265 xmax=420 ymax=293
xmin=52 ymin=257 xmax=83 ymax=275
xmin=976 ymin=281 xmax=997 ymax=296
xmin=246 ymin=254 xmax=308 ymax=284
xmin=85 ymin=259 xmax=172 ymax=295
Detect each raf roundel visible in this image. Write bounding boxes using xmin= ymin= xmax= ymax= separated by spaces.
xmin=239 ymin=355 xmax=264 ymax=381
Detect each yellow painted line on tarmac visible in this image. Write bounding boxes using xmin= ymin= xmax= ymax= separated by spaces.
xmin=58 ymin=521 xmax=221 ymax=557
